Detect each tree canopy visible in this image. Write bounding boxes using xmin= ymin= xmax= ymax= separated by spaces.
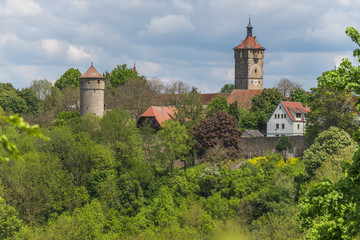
xmin=105 ymin=64 xmax=138 ymax=88
xmin=54 ymin=68 xmax=81 ymax=90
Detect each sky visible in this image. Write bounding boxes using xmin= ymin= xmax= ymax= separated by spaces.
xmin=1 ymin=0 xmax=360 ymax=93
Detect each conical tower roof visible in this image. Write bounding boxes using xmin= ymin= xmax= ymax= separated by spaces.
xmin=80 ymin=64 xmax=105 ymax=79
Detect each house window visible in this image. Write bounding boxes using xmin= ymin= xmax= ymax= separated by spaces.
xmin=279 ymin=106 xmax=281 ymax=109
xmin=297 ymin=124 xmax=300 ymax=129
xmin=281 ymin=124 xmax=285 ymax=129
xmin=275 ymin=114 xmax=277 ymax=119
xmin=276 ymin=124 xmax=279 ymax=129
xmin=296 ymin=113 xmax=301 ymax=118
xmin=284 ymin=115 xmax=286 ymax=118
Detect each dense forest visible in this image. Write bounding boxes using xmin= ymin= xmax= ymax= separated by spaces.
xmin=2 ymin=27 xmax=360 ymax=239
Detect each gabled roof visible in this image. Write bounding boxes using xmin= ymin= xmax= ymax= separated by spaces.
xmin=227 ymin=89 xmax=263 ymax=110
xmin=80 ymin=65 xmax=105 ymax=79
xmin=234 ymin=36 xmax=265 ymax=50
xmin=281 ymin=101 xmax=309 ymax=122
xmin=140 ymin=106 xmax=176 ymax=127
xmin=199 ymin=90 xmax=262 ymax=110
xmin=200 ymin=93 xmax=231 ymax=105
xmin=242 ymin=129 xmax=264 ymax=137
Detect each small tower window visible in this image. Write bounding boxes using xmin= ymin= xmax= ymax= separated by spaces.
xmin=254 ymin=69 xmax=257 ymax=73
xmin=97 ymin=80 xmax=100 ymax=84
xmin=88 ymin=81 xmax=90 ymax=84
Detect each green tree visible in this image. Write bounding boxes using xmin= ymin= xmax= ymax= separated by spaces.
xmin=173 ymin=87 xmax=204 ymax=129
xmin=17 ymin=88 xmax=40 ymax=114
xmin=306 ymin=85 xmax=356 ymax=143
xmin=303 ymin=126 xmax=356 ymax=179
xmin=0 ymin=201 xmax=22 ymax=239
xmin=30 ymin=79 xmax=53 ymax=101
xmin=158 ymin=120 xmax=192 ymax=172
xmin=250 ymin=88 xmax=285 ymax=117
xmin=193 ymin=111 xmax=242 ymax=159
xmin=290 ymin=87 xmax=309 ymax=105
xmin=54 ymin=68 xmax=81 ymax=90
xmin=99 ymin=109 xmax=143 ymax=170
xmin=220 ymin=84 xmax=234 ymax=93
xmin=206 ymin=95 xmax=229 ymax=116
xmin=105 ymin=64 xmax=138 ymax=88
xmin=0 ymin=83 xmax=28 ymax=114
xmin=275 ymin=135 xmax=292 ymax=160
xmin=228 ymin=101 xmax=241 ymax=121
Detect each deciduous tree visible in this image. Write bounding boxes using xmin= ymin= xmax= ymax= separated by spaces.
xmin=193 ymin=111 xmax=242 ymax=159
xmin=220 ymin=84 xmax=234 ymax=93
xmin=105 ymin=64 xmax=138 ymax=88
xmin=274 ymin=78 xmax=301 ymax=98
xmin=206 ymin=95 xmax=229 ymax=116
xmin=305 ymin=85 xmax=356 ymax=143
xmin=54 ymin=68 xmax=81 ymax=90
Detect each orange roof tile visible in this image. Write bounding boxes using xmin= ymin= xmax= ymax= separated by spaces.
xmin=234 ymin=36 xmax=265 ymax=50
xmin=281 ymin=101 xmax=309 ymax=122
xmin=80 ymin=65 xmax=105 ymax=79
xmin=227 ymin=89 xmax=263 ymax=110
xmin=140 ymin=106 xmax=176 ymax=127
xmin=200 ymin=93 xmax=230 ymax=105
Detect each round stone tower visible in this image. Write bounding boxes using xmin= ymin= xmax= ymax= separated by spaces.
xmin=233 ymin=18 xmax=265 ymax=90
xmin=79 ymin=63 xmax=105 ymax=117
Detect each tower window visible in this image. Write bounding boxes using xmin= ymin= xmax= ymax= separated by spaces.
xmin=254 ymin=69 xmax=257 ymax=73
xmin=98 ymin=80 xmax=100 ymax=84
xmin=88 ymin=81 xmax=90 ymax=84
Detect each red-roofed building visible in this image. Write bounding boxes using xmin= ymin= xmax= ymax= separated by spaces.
xmin=267 ymin=101 xmax=310 ymax=137
xmin=198 ymin=89 xmax=262 ymax=110
xmin=234 ymin=18 xmax=265 ymax=90
xmin=137 ymin=106 xmax=176 ymax=130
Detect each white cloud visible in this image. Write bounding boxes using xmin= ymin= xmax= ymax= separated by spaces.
xmin=67 ymin=45 xmax=91 ymax=63
xmin=210 ymin=67 xmax=233 ymax=82
xmin=141 ymin=14 xmax=195 ymax=34
xmin=70 ymin=0 xmax=89 ymax=12
xmin=0 ymin=0 xmax=42 ymax=16
xmin=41 ymin=39 xmax=64 ymax=55
xmin=137 ymin=61 xmax=162 ymax=77
xmin=173 ymin=0 xmax=193 ymax=13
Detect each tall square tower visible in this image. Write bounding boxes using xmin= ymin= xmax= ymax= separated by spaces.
xmin=234 ymin=19 xmax=265 ymax=90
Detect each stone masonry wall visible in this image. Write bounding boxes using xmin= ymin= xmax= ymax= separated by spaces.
xmin=240 ymin=136 xmax=309 ymax=159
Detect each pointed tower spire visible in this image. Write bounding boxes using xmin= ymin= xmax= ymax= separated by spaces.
xmin=247 ymin=16 xmax=253 ymax=37
xmin=133 ymin=61 xmax=137 ymax=73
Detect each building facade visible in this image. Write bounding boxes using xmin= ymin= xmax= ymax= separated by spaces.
xmin=266 ymin=101 xmax=309 ymax=137
xmin=79 ymin=64 xmax=105 ymax=117
xmin=234 ymin=19 xmax=265 ymax=90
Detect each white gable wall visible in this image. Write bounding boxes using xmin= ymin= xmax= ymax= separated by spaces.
xmin=266 ymin=103 xmax=293 ymax=137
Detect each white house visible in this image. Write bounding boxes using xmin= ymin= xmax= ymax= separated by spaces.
xmin=266 ymin=101 xmax=309 ymax=137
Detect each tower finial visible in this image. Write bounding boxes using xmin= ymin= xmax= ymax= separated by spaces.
xmin=91 ymin=62 xmax=93 ymax=67
xmin=133 ymin=61 xmax=137 ymax=73
xmin=247 ymin=16 xmax=253 ymax=37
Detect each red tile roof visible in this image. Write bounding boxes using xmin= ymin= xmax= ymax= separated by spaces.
xmin=234 ymin=36 xmax=265 ymax=50
xmin=140 ymin=106 xmax=176 ymax=127
xmin=80 ymin=65 xmax=105 ymax=79
xmin=227 ymin=89 xmax=263 ymax=110
xmin=199 ymin=90 xmax=262 ymax=110
xmin=200 ymin=93 xmax=230 ymax=105
xmin=281 ymin=101 xmax=309 ymax=122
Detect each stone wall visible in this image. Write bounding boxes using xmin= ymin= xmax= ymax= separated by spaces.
xmin=240 ymin=136 xmax=309 ymax=159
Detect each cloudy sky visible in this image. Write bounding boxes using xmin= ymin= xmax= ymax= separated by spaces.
xmin=1 ymin=0 xmax=360 ymax=93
